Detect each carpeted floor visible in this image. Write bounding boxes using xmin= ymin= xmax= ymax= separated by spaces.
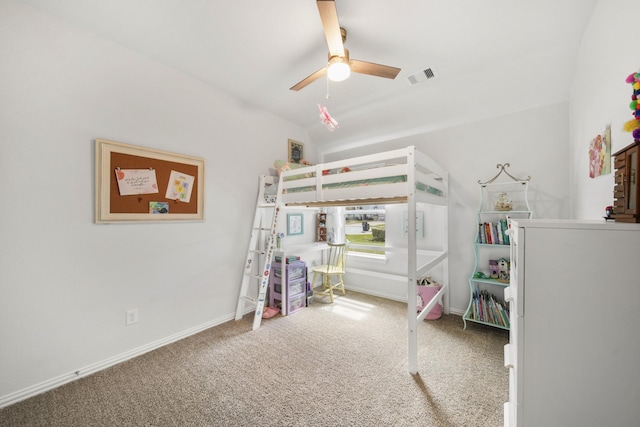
xmin=0 ymin=291 xmax=509 ymax=426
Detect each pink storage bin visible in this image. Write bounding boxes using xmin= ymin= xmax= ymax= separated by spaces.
xmin=417 ymin=285 xmax=442 ymax=320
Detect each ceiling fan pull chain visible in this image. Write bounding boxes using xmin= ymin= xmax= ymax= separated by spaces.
xmin=326 ymin=75 xmax=331 ymax=99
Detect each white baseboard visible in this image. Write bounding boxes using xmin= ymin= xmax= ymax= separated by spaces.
xmin=345 ymin=285 xmax=406 ymax=302
xmin=345 ymin=285 xmax=465 ymax=317
xmin=0 ymin=313 xmax=235 ymax=409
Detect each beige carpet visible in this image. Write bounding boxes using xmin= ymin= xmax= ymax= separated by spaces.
xmin=0 ymin=291 xmax=508 ymax=426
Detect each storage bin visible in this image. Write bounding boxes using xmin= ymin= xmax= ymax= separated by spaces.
xmin=417 ymin=285 xmax=442 ymax=320
xmin=288 ymin=277 xmax=306 ymax=296
xmin=288 ymin=294 xmax=305 ymax=314
xmin=272 ymin=260 xmax=306 ymax=280
xmin=273 ymin=263 xmax=282 ymax=278
xmin=286 ymin=261 xmax=306 ymax=280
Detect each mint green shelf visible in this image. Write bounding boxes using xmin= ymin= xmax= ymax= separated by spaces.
xmin=470 ymin=277 xmax=510 ymax=286
xmin=464 ymin=175 xmax=532 ymax=331
xmin=463 ymin=315 xmax=510 ymax=331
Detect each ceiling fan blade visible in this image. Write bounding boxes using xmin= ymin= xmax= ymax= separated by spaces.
xmin=317 ymin=0 xmax=345 ymax=57
xmin=290 ymin=66 xmax=328 ymax=91
xmin=350 ymin=59 xmax=401 ymax=79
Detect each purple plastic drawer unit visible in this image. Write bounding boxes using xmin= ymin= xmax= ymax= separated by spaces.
xmin=269 ymin=260 xmax=307 ymax=316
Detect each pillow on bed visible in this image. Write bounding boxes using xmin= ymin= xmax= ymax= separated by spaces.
xmin=274 ymin=160 xmax=314 ymax=180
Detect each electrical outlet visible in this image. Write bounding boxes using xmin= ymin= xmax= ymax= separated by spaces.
xmin=126 ymin=308 xmax=139 ymax=326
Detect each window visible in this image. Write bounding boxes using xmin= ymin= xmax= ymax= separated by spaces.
xmin=344 ymin=205 xmax=386 ymax=255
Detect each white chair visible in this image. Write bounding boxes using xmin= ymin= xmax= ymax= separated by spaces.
xmin=311 ymin=243 xmax=347 ymax=303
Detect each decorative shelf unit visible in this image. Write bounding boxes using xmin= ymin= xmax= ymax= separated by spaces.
xmin=316 ymin=212 xmax=327 ymax=242
xmin=463 ymin=164 xmax=532 ymax=330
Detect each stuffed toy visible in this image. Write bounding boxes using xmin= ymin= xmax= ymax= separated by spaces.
xmin=273 ymin=160 xmax=312 ymax=177
xmin=321 ymin=166 xmax=351 ymax=175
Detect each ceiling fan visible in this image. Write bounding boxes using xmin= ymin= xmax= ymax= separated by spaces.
xmin=289 ymin=0 xmax=401 ymax=91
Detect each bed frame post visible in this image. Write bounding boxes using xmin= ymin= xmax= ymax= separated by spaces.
xmin=407 ymin=146 xmax=419 ymax=374
xmin=443 ymin=171 xmax=450 ymax=315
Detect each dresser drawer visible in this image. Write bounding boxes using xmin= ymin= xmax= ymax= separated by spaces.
xmin=288 ymin=293 xmax=305 ymax=314
xmin=272 ymin=260 xmax=306 ymax=280
xmin=286 ymin=261 xmax=306 ymax=280
xmin=288 ymin=277 xmax=306 ymax=296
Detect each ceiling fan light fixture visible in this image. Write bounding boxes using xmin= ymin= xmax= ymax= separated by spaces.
xmin=289 ymin=6 xmax=400 ymax=91
xmin=327 ymin=56 xmax=350 ymax=82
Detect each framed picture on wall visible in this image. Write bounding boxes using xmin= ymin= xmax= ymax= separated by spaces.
xmin=288 ymin=139 xmax=304 ymax=164
xmin=287 ymin=213 xmax=304 ymax=235
xmin=588 ymin=126 xmax=611 ymax=178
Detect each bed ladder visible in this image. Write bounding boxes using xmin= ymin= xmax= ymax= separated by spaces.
xmin=235 ymin=175 xmax=283 ymax=330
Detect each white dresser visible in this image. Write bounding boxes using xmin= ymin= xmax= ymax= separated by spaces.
xmin=504 ymin=219 xmax=640 ymax=427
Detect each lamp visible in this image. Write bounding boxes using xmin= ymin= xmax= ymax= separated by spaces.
xmin=327 ymin=49 xmax=350 ymax=82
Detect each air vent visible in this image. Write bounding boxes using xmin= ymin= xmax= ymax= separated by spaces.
xmin=406 ymin=67 xmax=438 ymax=86
xmin=423 ymin=68 xmax=435 ymax=79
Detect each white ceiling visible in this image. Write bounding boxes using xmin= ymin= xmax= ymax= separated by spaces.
xmin=20 ymin=0 xmax=598 ymax=153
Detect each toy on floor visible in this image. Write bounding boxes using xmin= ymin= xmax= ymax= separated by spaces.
xmin=262 ymin=306 xmax=280 ymax=319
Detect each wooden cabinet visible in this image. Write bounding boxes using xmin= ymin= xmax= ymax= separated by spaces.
xmin=316 ymin=212 xmax=327 ymax=242
xmin=613 ymin=141 xmax=640 ymax=222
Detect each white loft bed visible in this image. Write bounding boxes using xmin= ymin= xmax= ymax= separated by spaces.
xmin=274 ymin=145 xmax=449 ymax=374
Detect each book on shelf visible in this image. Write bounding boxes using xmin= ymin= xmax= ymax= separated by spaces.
xmin=477 ymin=219 xmax=510 ymax=245
xmin=495 ymin=222 xmax=503 ymax=245
xmin=469 ymin=290 xmax=510 ymax=327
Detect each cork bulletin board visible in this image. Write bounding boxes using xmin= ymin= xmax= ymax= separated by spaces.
xmin=95 ymin=138 xmax=205 ymax=223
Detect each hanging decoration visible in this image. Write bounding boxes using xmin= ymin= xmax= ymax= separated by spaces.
xmin=624 ymin=71 xmax=640 ymax=140
xmin=318 ymin=104 xmax=339 ymax=131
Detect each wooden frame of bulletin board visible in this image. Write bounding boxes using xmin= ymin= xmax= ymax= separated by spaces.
xmin=95 ymin=138 xmax=205 ymax=223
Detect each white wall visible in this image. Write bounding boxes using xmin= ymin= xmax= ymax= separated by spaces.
xmin=569 ymin=0 xmax=638 ymax=218
xmin=0 ymin=1 xmax=314 ymax=405
xmin=322 ymin=103 xmax=571 ymax=314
